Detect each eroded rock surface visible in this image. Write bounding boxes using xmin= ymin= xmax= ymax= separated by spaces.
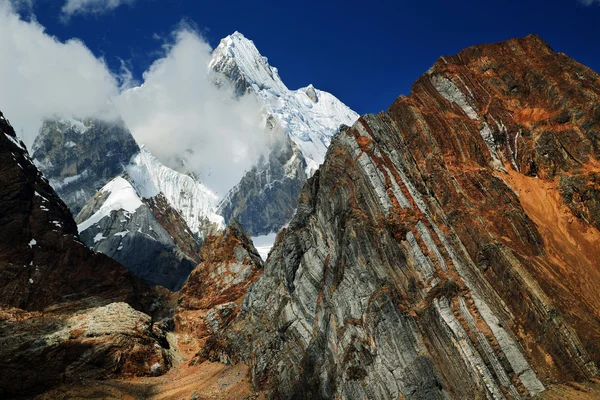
xmin=0 ymin=111 xmax=172 ymax=398
xmin=175 ymin=222 xmax=263 ymax=364
xmin=233 ymin=35 xmax=600 ymax=399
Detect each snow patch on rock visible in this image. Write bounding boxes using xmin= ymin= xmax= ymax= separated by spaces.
xmin=78 ymin=177 xmax=143 ymax=232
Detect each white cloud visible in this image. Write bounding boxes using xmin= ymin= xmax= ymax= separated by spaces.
xmin=115 ymin=29 xmax=274 ymax=195
xmin=61 ymin=0 xmax=136 ymax=18
xmin=579 ymin=0 xmax=600 ymax=5
xmin=0 ymin=1 xmax=119 ymax=145
xmin=0 ymin=2 xmax=274 ymax=196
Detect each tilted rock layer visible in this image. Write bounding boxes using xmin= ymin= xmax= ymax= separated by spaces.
xmin=236 ymin=34 xmax=600 ymax=399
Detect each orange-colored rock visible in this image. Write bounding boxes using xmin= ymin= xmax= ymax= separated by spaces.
xmin=235 ymin=35 xmax=600 ymax=399
xmin=175 ymin=222 xmax=263 ymax=361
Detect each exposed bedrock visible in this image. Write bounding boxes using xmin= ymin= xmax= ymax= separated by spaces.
xmin=233 ymin=34 xmax=600 ymax=399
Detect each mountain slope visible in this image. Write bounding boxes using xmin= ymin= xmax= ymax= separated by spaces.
xmin=76 ymin=147 xmax=223 ymax=290
xmin=229 ymin=34 xmax=600 ymax=399
xmin=211 ymin=32 xmax=359 ymax=235
xmin=126 ymin=146 xmax=224 ymax=238
xmin=32 ymin=117 xmax=139 ymax=214
xmin=0 ymin=111 xmax=172 ymax=397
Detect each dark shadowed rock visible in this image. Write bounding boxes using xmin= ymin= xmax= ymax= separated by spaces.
xmin=0 ymin=111 xmax=173 ymax=398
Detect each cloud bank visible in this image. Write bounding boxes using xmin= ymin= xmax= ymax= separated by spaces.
xmin=0 ymin=1 xmax=119 ymax=145
xmin=115 ymin=29 xmax=270 ymax=194
xmin=61 ymin=0 xmax=137 ymax=18
xmin=0 ymin=2 xmax=272 ymax=196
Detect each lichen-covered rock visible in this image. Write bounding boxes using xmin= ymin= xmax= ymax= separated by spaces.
xmin=235 ymin=35 xmax=600 ymax=399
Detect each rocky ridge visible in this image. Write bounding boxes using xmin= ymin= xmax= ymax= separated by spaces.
xmin=227 ymin=34 xmax=600 ymax=399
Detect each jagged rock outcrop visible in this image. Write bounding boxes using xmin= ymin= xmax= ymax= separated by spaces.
xmin=232 ymin=35 xmax=600 ymax=399
xmin=32 ymin=117 xmax=139 ymax=214
xmin=175 ymin=222 xmax=263 ymax=363
xmin=218 ymin=136 xmax=307 ymax=236
xmin=0 ymin=111 xmax=172 ymax=398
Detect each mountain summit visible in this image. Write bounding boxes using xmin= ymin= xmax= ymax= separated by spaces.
xmin=210 ymin=31 xmax=358 ymax=174
xmin=212 ymin=31 xmax=359 ymax=236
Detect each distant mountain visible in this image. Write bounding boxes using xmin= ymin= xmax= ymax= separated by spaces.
xmin=76 ymin=146 xmax=224 ymax=290
xmin=31 ymin=117 xmax=138 ymax=215
xmin=211 ymin=32 xmax=359 ymax=236
xmin=32 ymin=117 xmax=223 ymax=290
xmin=30 ymin=31 xmax=358 ymax=285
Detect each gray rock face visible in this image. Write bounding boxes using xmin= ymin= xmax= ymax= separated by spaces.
xmin=77 ymin=197 xmax=197 ymax=291
xmin=230 ymin=35 xmax=600 ymax=400
xmin=218 ymin=137 xmax=307 ymax=236
xmin=32 ymin=117 xmax=139 ymax=214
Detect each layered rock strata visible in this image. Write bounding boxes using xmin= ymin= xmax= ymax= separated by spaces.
xmin=234 ymin=35 xmax=600 ymax=399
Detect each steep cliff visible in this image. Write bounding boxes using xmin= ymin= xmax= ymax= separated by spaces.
xmin=32 ymin=117 xmax=139 ymax=214
xmin=235 ymin=34 xmax=600 ymax=399
xmin=0 ymin=111 xmax=172 ymax=398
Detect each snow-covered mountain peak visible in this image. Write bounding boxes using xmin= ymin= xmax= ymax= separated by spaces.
xmin=210 ymin=31 xmax=288 ymax=95
xmin=209 ymin=32 xmax=359 ymax=176
xmin=77 ymin=176 xmax=143 ymax=233
xmin=126 ymin=146 xmax=224 ymax=236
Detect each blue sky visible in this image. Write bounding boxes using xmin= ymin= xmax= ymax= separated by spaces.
xmin=19 ymin=0 xmax=600 ymax=115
